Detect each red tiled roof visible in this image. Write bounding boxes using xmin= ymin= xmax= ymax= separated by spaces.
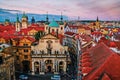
xmin=80 ymin=58 xmax=91 ymax=63
xmin=82 ymin=67 xmax=92 ymax=74
xmin=78 ymin=26 xmax=91 ymax=30
xmin=65 ymin=32 xmax=76 ymax=36
xmin=20 ymin=37 xmax=35 ymax=42
xmin=114 ymin=41 xmax=120 ymax=50
xmin=0 ymin=25 xmax=15 ymax=32
xmin=80 ymin=34 xmax=92 ymax=42
xmin=101 ymin=73 xmax=111 ymax=80
xmin=109 ymin=41 xmax=117 ymax=47
xmin=82 ymin=62 xmax=91 ymax=67
xmin=19 ymin=27 xmax=44 ymax=35
xmin=91 ymin=31 xmax=102 ymax=35
xmin=30 ymin=23 xmax=39 ymax=27
xmin=98 ymin=37 xmax=110 ymax=46
xmin=68 ymin=25 xmax=78 ymax=29
xmin=81 ymin=42 xmax=120 ymax=80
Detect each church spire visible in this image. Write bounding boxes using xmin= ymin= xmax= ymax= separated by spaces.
xmin=22 ymin=11 xmax=28 ymax=19
xmin=78 ymin=16 xmax=80 ymax=21
xmin=31 ymin=16 xmax=35 ymax=23
xmin=60 ymin=12 xmax=63 ymax=21
xmin=46 ymin=12 xmax=49 ymax=22
xmin=16 ymin=13 xmax=19 ymax=22
xmin=96 ymin=16 xmax=99 ymax=22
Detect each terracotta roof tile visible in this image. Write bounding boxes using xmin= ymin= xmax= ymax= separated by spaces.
xmin=81 ymin=42 xmax=120 ymax=80
xmin=65 ymin=32 xmax=76 ymax=36
xmin=101 ymin=73 xmax=111 ymax=80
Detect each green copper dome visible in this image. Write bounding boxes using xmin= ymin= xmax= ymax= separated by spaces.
xmin=5 ymin=19 xmax=10 ymax=22
xmin=59 ymin=21 xmax=64 ymax=25
xmin=16 ymin=14 xmax=20 ymax=22
xmin=22 ymin=12 xmax=28 ymax=19
xmin=48 ymin=21 xmax=59 ymax=27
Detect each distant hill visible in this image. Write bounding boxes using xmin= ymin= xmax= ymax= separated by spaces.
xmin=0 ymin=8 xmax=68 ymax=22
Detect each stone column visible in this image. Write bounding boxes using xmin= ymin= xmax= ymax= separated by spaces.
xmin=54 ymin=60 xmax=57 ymax=74
xmin=57 ymin=61 xmax=59 ymax=72
xmin=54 ymin=60 xmax=59 ymax=74
xmin=40 ymin=60 xmax=45 ymax=74
xmin=32 ymin=61 xmax=34 ymax=75
xmin=64 ymin=62 xmax=66 ymax=73
xmin=39 ymin=61 xmax=41 ymax=74
xmin=53 ymin=60 xmax=55 ymax=72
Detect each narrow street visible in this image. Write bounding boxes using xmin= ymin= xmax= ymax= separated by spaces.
xmin=15 ymin=71 xmax=73 ymax=80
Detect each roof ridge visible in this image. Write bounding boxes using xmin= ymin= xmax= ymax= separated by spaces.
xmin=87 ymin=53 xmax=115 ymax=80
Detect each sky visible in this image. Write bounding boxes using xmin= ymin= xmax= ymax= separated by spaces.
xmin=0 ymin=0 xmax=120 ymax=20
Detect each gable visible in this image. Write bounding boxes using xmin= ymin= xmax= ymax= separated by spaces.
xmin=20 ymin=38 xmax=31 ymax=43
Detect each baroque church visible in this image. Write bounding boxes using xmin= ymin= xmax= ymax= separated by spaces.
xmin=31 ymin=34 xmax=70 ymax=74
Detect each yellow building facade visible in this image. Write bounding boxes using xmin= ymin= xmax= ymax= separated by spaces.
xmin=13 ymin=37 xmax=34 ymax=72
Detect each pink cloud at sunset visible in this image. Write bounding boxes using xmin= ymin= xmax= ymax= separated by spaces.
xmin=0 ymin=0 xmax=120 ymax=20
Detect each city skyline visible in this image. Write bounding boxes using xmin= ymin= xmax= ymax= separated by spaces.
xmin=0 ymin=0 xmax=120 ymax=20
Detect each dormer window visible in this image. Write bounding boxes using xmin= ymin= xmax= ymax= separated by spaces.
xmin=23 ymin=44 xmax=28 ymax=46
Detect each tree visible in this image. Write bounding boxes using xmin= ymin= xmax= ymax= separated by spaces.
xmin=34 ymin=31 xmax=45 ymax=41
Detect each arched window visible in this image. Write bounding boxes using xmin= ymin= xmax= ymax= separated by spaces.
xmin=42 ymin=50 xmax=44 ymax=54
xmin=61 ymin=27 xmax=63 ymax=30
xmin=57 ymin=51 xmax=59 ymax=54
xmin=59 ymin=61 xmax=64 ymax=73
xmin=52 ymin=29 xmax=54 ymax=32
xmin=64 ymin=51 xmax=67 ymax=54
xmin=54 ymin=51 xmax=57 ymax=54
xmin=34 ymin=62 xmax=39 ymax=74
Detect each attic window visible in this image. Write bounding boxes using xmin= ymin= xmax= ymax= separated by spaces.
xmin=23 ymin=44 xmax=28 ymax=46
xmin=24 ymin=49 xmax=28 ymax=52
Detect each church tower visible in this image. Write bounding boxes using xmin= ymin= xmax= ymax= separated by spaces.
xmin=45 ymin=12 xmax=50 ymax=34
xmin=45 ymin=12 xmax=49 ymax=25
xmin=46 ymin=12 xmax=49 ymax=22
xmin=15 ymin=14 xmax=21 ymax=32
xmin=4 ymin=19 xmax=10 ymax=26
xmin=95 ymin=16 xmax=100 ymax=29
xmin=60 ymin=12 xmax=63 ymax=21
xmin=59 ymin=12 xmax=64 ymax=35
xmin=21 ymin=12 xmax=28 ymax=29
xmin=59 ymin=12 xmax=64 ymax=25
xmin=31 ymin=16 xmax=35 ymax=24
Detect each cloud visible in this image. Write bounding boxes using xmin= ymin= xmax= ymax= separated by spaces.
xmin=0 ymin=0 xmax=120 ymax=20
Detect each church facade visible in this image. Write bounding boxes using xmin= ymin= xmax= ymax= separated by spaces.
xmin=31 ymin=34 xmax=70 ymax=74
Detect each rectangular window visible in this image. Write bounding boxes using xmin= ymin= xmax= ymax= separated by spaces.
xmin=24 ymin=49 xmax=28 ymax=52
xmin=16 ymin=56 xmax=19 ymax=60
xmin=23 ymin=44 xmax=28 ymax=46
xmin=24 ymin=55 xmax=28 ymax=59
